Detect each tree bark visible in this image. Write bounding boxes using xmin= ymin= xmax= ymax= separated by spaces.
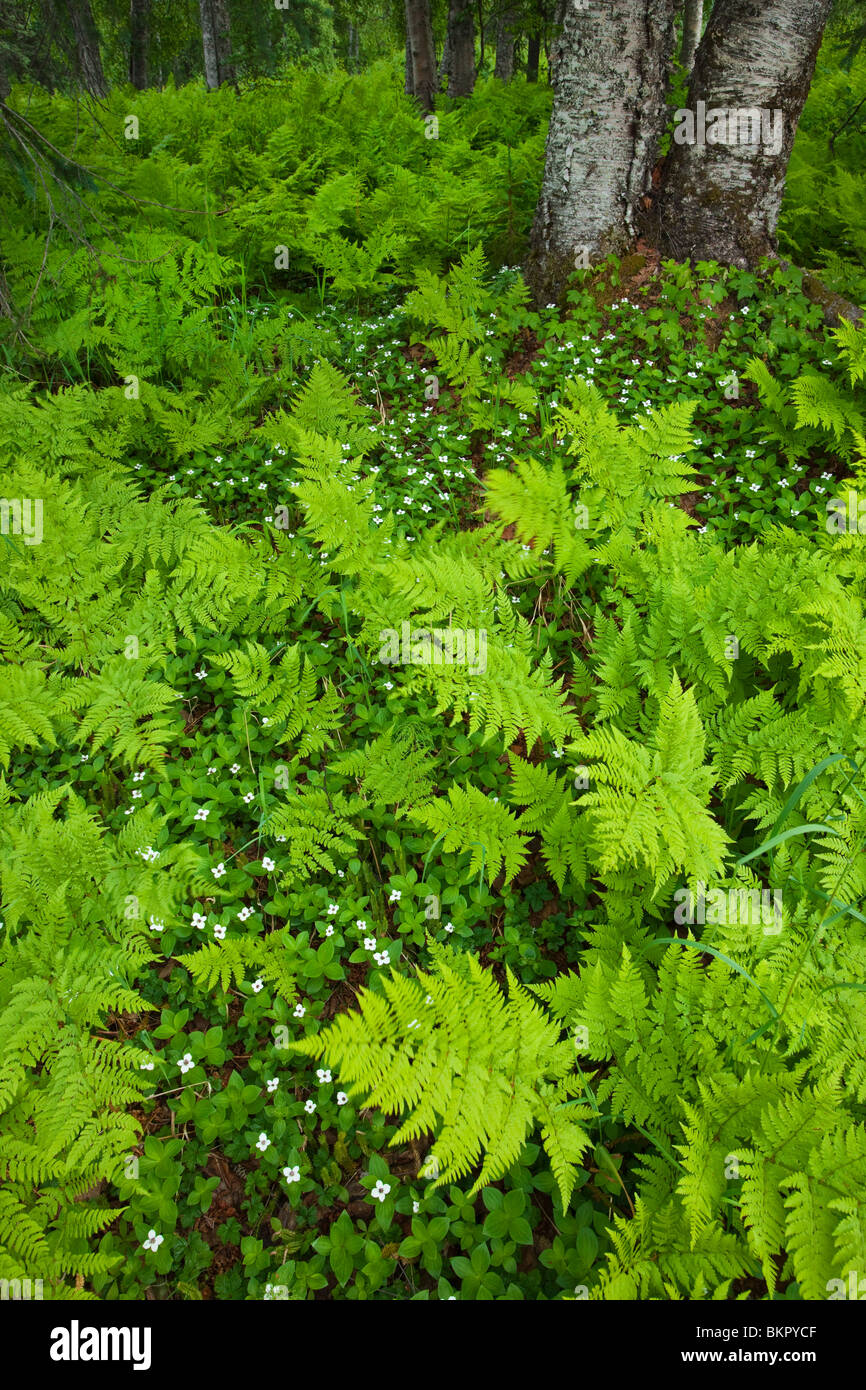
xmin=129 ymin=0 xmax=151 ymax=90
xmin=212 ymin=0 xmax=236 ymax=86
xmin=199 ymin=0 xmax=220 ymax=88
xmin=66 ymin=0 xmax=108 ymax=97
xmin=405 ymin=31 xmax=414 ymax=94
xmin=438 ymin=26 xmax=451 ymax=88
xmin=494 ymin=6 xmax=516 ymax=81
xmin=199 ymin=0 xmax=235 ymax=89
xmin=526 ymin=0 xmax=678 ymax=306
xmin=447 ymin=0 xmax=476 ymax=97
xmin=679 ymin=0 xmax=703 ymax=71
xmin=654 ymin=0 xmax=834 ymax=267
xmin=405 ymin=0 xmax=437 ymax=111
xmin=526 ymin=31 xmax=540 ymax=82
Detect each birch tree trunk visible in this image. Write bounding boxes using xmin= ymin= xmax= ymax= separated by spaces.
xmin=447 ymin=0 xmax=476 ymax=97
xmin=67 ymin=0 xmax=108 ymax=97
xmin=655 ymin=0 xmax=834 ymax=267
xmin=199 ymin=0 xmax=220 ymax=88
xmin=494 ymin=6 xmax=516 ymax=81
xmin=526 ymin=0 xmax=678 ymax=305
xmin=680 ymin=0 xmax=703 ymax=72
xmin=129 ymin=0 xmax=151 ymax=90
xmin=405 ymin=0 xmax=437 ymax=111
xmin=199 ymin=0 xmax=235 ymax=89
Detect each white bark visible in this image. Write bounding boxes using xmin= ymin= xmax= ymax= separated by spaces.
xmin=199 ymin=0 xmax=220 ymax=90
xmin=656 ymin=0 xmax=834 ymax=266
xmin=527 ymin=0 xmax=678 ymax=305
xmin=680 ymin=0 xmax=703 ymax=71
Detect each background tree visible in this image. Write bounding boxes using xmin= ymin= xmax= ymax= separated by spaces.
xmin=493 ymin=4 xmax=517 ymax=81
xmin=405 ymin=0 xmax=437 ymax=109
xmin=446 ymin=0 xmax=475 ymax=96
xmin=128 ymin=0 xmax=152 ymax=89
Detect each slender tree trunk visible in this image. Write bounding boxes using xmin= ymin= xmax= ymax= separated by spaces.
xmin=405 ymin=0 xmax=437 ymax=111
xmin=199 ymin=0 xmax=235 ymax=88
xmin=526 ymin=32 xmax=540 ymax=82
xmin=447 ymin=0 xmax=476 ymax=97
xmin=67 ymin=0 xmax=108 ymax=97
xmin=526 ymin=0 xmax=678 ymax=306
xmin=199 ymin=0 xmax=220 ymax=88
xmin=129 ymin=0 xmax=151 ymax=90
xmin=655 ymin=0 xmax=834 ymax=267
xmin=212 ymin=0 xmax=236 ymax=85
xmin=405 ymin=32 xmax=414 ymax=94
xmin=477 ymin=0 xmax=485 ymax=72
xmin=494 ymin=6 xmax=516 ymax=81
xmin=680 ymin=0 xmax=703 ymax=71
xmin=438 ymin=26 xmax=451 ymax=88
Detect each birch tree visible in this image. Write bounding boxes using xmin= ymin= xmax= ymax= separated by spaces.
xmin=680 ymin=0 xmax=703 ymax=72
xmin=655 ymin=0 xmax=834 ymax=266
xmin=526 ymin=0 xmax=678 ymax=305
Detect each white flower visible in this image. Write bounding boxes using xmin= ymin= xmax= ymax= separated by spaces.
xmin=243 ymin=792 xmax=255 ymax=805
xmin=251 ymin=978 xmax=264 ymax=993
xmin=207 ymin=766 xmax=217 ymax=775
xmin=316 ymin=1068 xmax=332 ymax=1083
xmin=364 ymin=936 xmax=377 ymax=951
xmin=142 ymin=1230 xmax=164 ymax=1252
xmin=371 ymin=1180 xmax=391 ymax=1202
xmin=194 ymin=807 xmax=209 ymax=821
xmin=255 ymin=1132 xmax=271 ymax=1152
xmin=337 ymin=1092 xmax=348 ymax=1106
xmin=149 ymin=916 xmax=165 ymax=932
xmin=282 ymin=1165 xmax=300 ymax=1183
xmin=132 ymin=771 xmax=145 ymax=783
xmin=356 ymin=919 xmax=367 ymax=929
xmin=444 ymin=923 xmax=454 ymax=934
xmin=266 ymin=1078 xmax=279 ymax=1092
xmin=195 ymin=669 xmax=207 ymax=680
xmin=212 ymin=862 xmax=226 ymax=880
xmin=304 ymin=1099 xmax=316 ymax=1114
xmin=140 ymin=1060 xmax=155 ymax=1071
xmin=238 ymin=906 xmax=254 ymax=922
xmin=214 ymin=924 xmax=227 ymax=940
xmin=324 ymin=924 xmax=334 ymax=937
xmin=230 ymin=763 xmax=241 ymax=774
xmin=262 ymin=856 xmax=275 ymax=872
xmin=327 ymin=903 xmax=339 ymax=916
xmin=413 ymin=1200 xmax=420 ymax=1214
xmin=178 ymin=1052 xmax=194 ymax=1074
xmin=389 ymin=889 xmax=401 ymax=903
xmin=293 ymin=1003 xmax=305 ymax=1018
xmin=374 ymin=950 xmax=389 ymax=966
xmin=192 ymin=912 xmax=207 ymax=930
